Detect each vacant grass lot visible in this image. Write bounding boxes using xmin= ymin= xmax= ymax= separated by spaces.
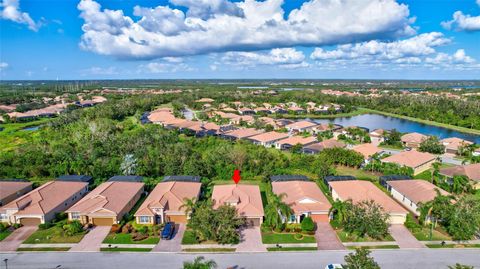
xmin=261 ymin=231 xmax=316 ymax=244
xmin=24 ymin=226 xmax=86 ymax=244
xmin=335 ymin=166 xmax=380 ymax=181
xmin=103 ymin=233 xmax=160 ymax=245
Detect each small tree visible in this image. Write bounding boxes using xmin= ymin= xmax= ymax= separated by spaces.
xmin=448 ymin=264 xmax=474 ymax=269
xmin=300 ymin=216 xmax=315 ymax=232
xmin=419 ymin=136 xmax=445 ymax=154
xmin=183 ymin=256 xmax=217 ymax=269
xmin=343 ymin=248 xmax=380 ymax=269
xmin=63 ymin=220 xmax=83 ymax=236
xmin=264 ymin=192 xmax=292 ymax=230
xmin=344 ymin=200 xmax=389 ymax=239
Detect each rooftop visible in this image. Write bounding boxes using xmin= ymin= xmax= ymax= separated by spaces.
xmin=387 ymin=180 xmax=450 ymax=204
xmin=401 ymin=132 xmax=428 ymax=144
xmin=0 ymin=181 xmax=32 ymax=201
xmin=163 ymin=175 xmax=201 ymax=182
xmin=270 ymin=175 xmax=309 ymax=182
xmin=276 ymin=136 xmax=317 ymax=146
xmin=381 ymin=150 xmax=436 ymax=168
xmin=108 ymin=175 xmax=144 ymax=182
xmin=223 ymin=128 xmax=264 ymax=139
xmin=285 ymin=120 xmax=318 ymax=130
xmin=439 ymin=163 xmax=480 ymax=182
xmin=248 ymin=131 xmax=289 ymax=143
xmin=272 ymin=180 xmax=331 ymax=214
xmin=211 ymin=184 xmax=264 ymax=217
xmin=351 ymin=143 xmax=382 ymax=159
xmin=56 ymin=175 xmax=92 ymax=182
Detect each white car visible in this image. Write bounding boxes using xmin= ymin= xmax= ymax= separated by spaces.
xmin=325 ymin=264 xmax=343 ymax=269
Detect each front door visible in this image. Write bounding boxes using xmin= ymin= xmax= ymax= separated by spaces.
xmin=155 ymin=215 xmax=162 ymax=224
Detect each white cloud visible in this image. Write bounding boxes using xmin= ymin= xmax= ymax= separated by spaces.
xmin=0 ymin=62 xmax=8 ymax=71
xmin=0 ymin=0 xmax=40 ymax=31
xmin=77 ymin=0 xmax=415 ymax=60
xmin=311 ymin=32 xmax=450 ymax=61
xmin=426 ymin=49 xmax=475 ymax=65
xmin=441 ymin=4 xmax=480 ymax=32
xmin=221 ymin=48 xmax=309 ymax=69
xmin=81 ymin=66 xmax=119 ymax=76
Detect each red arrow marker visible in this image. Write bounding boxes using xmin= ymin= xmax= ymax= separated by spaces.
xmin=232 ymin=169 xmax=241 ymax=184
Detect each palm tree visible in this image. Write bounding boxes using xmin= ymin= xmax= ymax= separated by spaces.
xmin=451 ymin=175 xmax=472 ymax=194
xmin=183 ymin=256 xmax=217 ymax=269
xmin=264 ymin=192 xmax=293 ymax=230
xmin=328 ymin=199 xmax=350 ymax=224
xmin=180 ymin=198 xmax=197 ymax=218
xmin=431 ymin=162 xmax=440 ymax=185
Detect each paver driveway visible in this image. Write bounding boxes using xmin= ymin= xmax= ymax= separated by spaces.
xmin=315 ymin=222 xmax=345 ymax=250
xmin=389 ymin=224 xmax=426 ymax=249
xmin=70 ymin=226 xmax=111 ymax=252
xmin=152 ymin=223 xmax=185 ymax=252
xmin=236 ymin=226 xmax=266 ymax=252
xmin=0 ymin=226 xmax=38 ymax=252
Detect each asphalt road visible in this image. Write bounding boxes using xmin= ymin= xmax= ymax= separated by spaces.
xmin=1 ymin=249 xmax=479 ymax=269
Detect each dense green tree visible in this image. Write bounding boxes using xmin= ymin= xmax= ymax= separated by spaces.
xmin=343 ymin=200 xmax=389 ymax=239
xmin=183 ymin=256 xmax=217 ymax=269
xmin=419 ymin=136 xmax=445 ymax=154
xmin=300 ymin=216 xmax=315 ymax=232
xmin=343 ymin=248 xmax=380 ymax=269
xmin=264 ymin=193 xmax=292 ymax=230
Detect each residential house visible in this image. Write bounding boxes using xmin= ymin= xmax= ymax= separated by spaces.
xmin=328 ymin=180 xmax=408 ymax=224
xmin=195 ymin=98 xmax=215 ymax=103
xmin=66 ymin=176 xmax=144 ymax=226
xmin=351 ymin=143 xmax=383 ymax=162
xmin=439 ymin=163 xmax=480 ymax=189
xmin=401 ymin=132 xmax=428 ymax=149
xmin=135 ymin=176 xmax=201 ymax=224
xmin=386 ymin=180 xmax=449 ymax=216
xmin=246 ymin=131 xmax=289 ymax=148
xmin=0 ymin=180 xmax=33 ymax=207
xmin=271 ymin=175 xmax=331 ymax=223
xmin=285 ymin=120 xmax=318 ymax=133
xmin=369 ymin=129 xmax=386 ymax=145
xmin=381 ymin=150 xmax=437 ymax=175
xmin=0 ymin=180 xmax=88 ymax=225
xmin=440 ymin=137 xmax=473 ymax=155
xmin=302 ymin=138 xmax=346 ymax=154
xmin=238 ymin=108 xmax=256 ymax=115
xmin=275 ymin=136 xmax=317 ymax=150
xmin=221 ymin=128 xmax=264 ymax=140
xmin=211 ymin=184 xmax=264 ymax=226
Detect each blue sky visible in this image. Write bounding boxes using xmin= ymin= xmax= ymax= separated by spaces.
xmin=1 ymin=0 xmax=479 ymax=80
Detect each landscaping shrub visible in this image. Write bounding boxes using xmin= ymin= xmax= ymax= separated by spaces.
xmin=0 ymin=223 xmax=6 ymax=232
xmin=38 ymin=222 xmax=53 ymax=230
xmin=54 ymin=212 xmax=68 ymax=222
xmin=285 ymin=227 xmax=291 ymax=233
xmin=12 ymin=223 xmax=22 ymax=229
xmin=301 ymin=217 xmax=315 ymax=232
xmin=110 ymin=224 xmax=121 ymax=233
xmin=132 ymin=232 xmax=148 ymax=241
xmin=139 ymin=226 xmax=149 ymax=235
xmin=122 ymin=223 xmax=133 ymax=234
xmin=63 ymin=220 xmax=83 ymax=236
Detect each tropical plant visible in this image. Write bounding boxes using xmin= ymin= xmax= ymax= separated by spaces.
xmin=264 ymin=192 xmax=293 ymax=230
xmin=343 ymin=200 xmax=389 ymax=239
xmin=448 ymin=263 xmax=474 ymax=269
xmin=300 ymin=216 xmax=315 ymax=232
xmin=62 ymin=220 xmax=83 ymax=236
xmin=450 ymin=175 xmax=473 ymax=194
xmin=343 ymin=248 xmax=380 ymax=269
xmin=183 ymin=256 xmax=217 ymax=269
xmin=419 ymin=136 xmax=445 ymax=154
xmin=329 ymin=199 xmax=351 ymax=224
xmin=180 ymin=198 xmax=197 ymax=218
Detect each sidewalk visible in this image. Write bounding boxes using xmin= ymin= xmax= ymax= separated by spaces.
xmin=389 ymin=225 xmax=426 ymax=249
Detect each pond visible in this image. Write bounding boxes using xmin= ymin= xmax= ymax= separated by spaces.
xmin=21 ymin=125 xmax=41 ymax=131
xmin=308 ymin=113 xmax=480 ymax=144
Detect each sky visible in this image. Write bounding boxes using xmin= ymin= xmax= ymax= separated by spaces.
xmin=0 ymin=0 xmax=479 ymax=80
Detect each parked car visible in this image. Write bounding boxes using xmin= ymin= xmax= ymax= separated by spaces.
xmin=161 ymin=222 xmax=175 ymax=240
xmin=324 ymin=264 xmax=343 ymax=269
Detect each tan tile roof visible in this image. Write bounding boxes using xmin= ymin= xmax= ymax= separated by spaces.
xmin=0 ymin=181 xmax=32 ymax=201
xmin=248 ymin=131 xmax=289 ymax=143
xmin=2 ymin=181 xmax=88 ymax=215
xmin=224 ymin=128 xmax=264 ymax=139
xmin=195 ymin=98 xmax=215 ymax=103
xmin=212 ymin=184 xmax=264 ymax=218
xmin=272 ymin=181 xmax=331 ymax=214
xmin=439 ymin=163 xmax=480 ymax=182
xmin=148 ymin=111 xmax=175 ymax=123
xmin=304 ymin=139 xmax=345 ymax=151
xmin=440 ymin=137 xmax=473 ymax=151
xmin=285 ymin=120 xmax=318 ymax=130
xmin=387 ymin=180 xmax=450 ymax=204
xmin=276 ymin=136 xmax=317 ymax=146
xmin=369 ymin=129 xmax=385 ymax=137
xmin=329 ymin=180 xmax=407 ymax=214
xmin=135 ymin=181 xmax=201 ymax=216
xmin=401 ymin=132 xmax=427 ymax=144
xmin=352 ymin=143 xmax=382 ymax=159
xmin=66 ymin=181 xmax=144 ymax=216
xmin=381 ymin=150 xmax=436 ymax=169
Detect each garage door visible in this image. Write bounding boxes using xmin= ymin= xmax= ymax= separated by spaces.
xmin=246 ymin=218 xmax=261 ymax=227
xmin=167 ymin=215 xmax=187 ymax=223
xmin=311 ymin=214 xmax=330 ymax=223
xmin=92 ymin=218 xmax=114 ymax=226
xmin=20 ymin=218 xmax=41 ymax=226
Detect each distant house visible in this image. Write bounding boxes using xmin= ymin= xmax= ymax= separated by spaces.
xmin=311 ymin=124 xmax=337 ymax=134
xmin=0 ymin=180 xmax=33 ymax=207
xmin=246 ymin=131 xmax=289 ymax=148
xmin=302 ymin=138 xmax=346 ymax=154
xmin=66 ymin=178 xmax=144 ymax=226
xmin=195 ymin=98 xmax=215 ymax=103
xmin=288 ymin=107 xmax=306 ymax=114
xmin=271 ymin=175 xmax=331 ymax=223
xmin=221 ymin=128 xmax=264 ymax=140
xmin=440 ymin=137 xmax=473 ymax=155
xmin=230 ymin=115 xmax=255 ymax=125
xmin=381 ymin=150 xmax=437 ymax=175
xmin=386 ymin=180 xmax=450 ymax=216
xmin=328 ymin=180 xmax=408 ymax=224
xmin=285 ymin=120 xmax=318 ymax=133
xmin=401 ymin=132 xmax=428 ymax=149
xmin=238 ymin=107 xmax=256 ymax=115
xmin=369 ymin=129 xmax=386 ymax=144
xmin=275 ymin=136 xmax=317 ymax=150
xmin=254 ymin=107 xmax=271 ymax=114
xmin=211 ymin=184 xmax=264 ymax=226
xmin=439 ymin=163 xmax=480 ymax=189
xmin=0 ymin=181 xmax=88 ymax=225
xmin=351 ymin=143 xmax=383 ymax=162
xmin=135 ymin=176 xmax=201 ymax=224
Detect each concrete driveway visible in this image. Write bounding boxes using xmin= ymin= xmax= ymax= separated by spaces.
xmin=389 ymin=224 xmax=426 ymax=249
xmin=0 ymin=226 xmax=38 ymax=252
xmin=315 ymin=222 xmax=345 ymax=250
xmin=152 ymin=223 xmax=185 ymax=252
xmin=236 ymin=226 xmax=266 ymax=252
xmin=70 ymin=226 xmax=111 ymax=252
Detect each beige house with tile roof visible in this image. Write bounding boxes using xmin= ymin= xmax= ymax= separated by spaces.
xmin=211 ymin=184 xmax=264 ymax=226
xmin=351 ymin=143 xmax=383 ymax=161
xmin=66 ymin=181 xmax=144 ymax=226
xmin=247 ymin=131 xmax=289 ymax=148
xmin=0 ymin=181 xmax=88 ymax=225
xmin=135 ymin=180 xmax=201 ymax=224
xmin=440 ymin=137 xmax=473 ymax=155
xmin=381 ymin=150 xmax=437 ymax=175
xmin=0 ymin=181 xmax=33 ymax=207
xmin=439 ymin=163 xmax=480 ymax=189
xmin=275 ymin=136 xmax=317 ymax=150
xmin=285 ymin=120 xmax=318 ymax=133
xmin=401 ymin=132 xmax=428 ymax=149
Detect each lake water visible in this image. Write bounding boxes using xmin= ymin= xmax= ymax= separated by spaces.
xmin=309 ymin=114 xmax=480 ymax=144
xmin=21 ymin=126 xmax=40 ymax=131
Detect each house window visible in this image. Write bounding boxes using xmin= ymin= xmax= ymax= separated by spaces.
xmin=71 ymin=212 xmax=80 ymax=220
xmin=139 ymin=216 xmax=150 ymax=224
xmin=289 ymin=215 xmax=296 ymax=223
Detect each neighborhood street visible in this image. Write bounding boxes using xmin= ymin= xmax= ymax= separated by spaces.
xmin=1 ymin=249 xmax=479 ymax=269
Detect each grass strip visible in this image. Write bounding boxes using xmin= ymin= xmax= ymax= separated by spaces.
xmin=267 ymin=247 xmax=318 ymax=252
xmin=346 ymin=245 xmax=399 ymax=250
xmin=100 ymin=247 xmax=152 ymax=252
xmin=183 ymin=248 xmax=236 ymax=252
xmin=17 ymin=247 xmax=70 ymax=251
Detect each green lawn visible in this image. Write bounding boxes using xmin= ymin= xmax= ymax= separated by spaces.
xmin=100 ymin=247 xmax=152 ymax=252
xmin=346 ymin=245 xmax=399 ymax=250
xmin=17 ymin=247 xmax=70 ymax=251
xmin=426 ymin=244 xmax=480 ymax=249
xmin=267 ymin=247 xmax=318 ymax=251
xmin=414 ymin=170 xmax=432 ymax=181
xmin=335 ymin=229 xmax=394 ymax=242
xmin=335 ymin=166 xmax=380 ymax=181
xmin=261 ymin=231 xmax=316 ymax=244
xmin=0 ymin=118 xmax=51 ymax=153
xmin=0 ymin=230 xmax=12 ymax=241
xmin=24 ymin=226 xmax=86 ymax=244
xmin=183 ymin=248 xmax=236 ymax=252
xmin=181 ymin=229 xmax=199 ymax=245
xmin=410 ymin=227 xmax=451 ymax=241
xmin=103 ymin=233 xmax=160 ymax=244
